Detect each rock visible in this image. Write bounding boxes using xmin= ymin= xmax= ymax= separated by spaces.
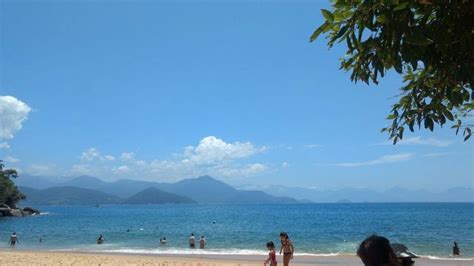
xmin=0 ymin=206 xmax=40 ymax=217
xmin=22 ymin=207 xmax=40 ymax=216
xmin=8 ymin=209 xmax=25 ymax=217
xmin=0 ymin=203 xmax=11 ymax=209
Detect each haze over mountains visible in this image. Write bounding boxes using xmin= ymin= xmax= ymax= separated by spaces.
xmin=254 ymin=185 xmax=474 ymax=203
xmin=18 ymin=175 xmax=298 ymax=205
xmin=16 ymin=174 xmax=474 ymax=205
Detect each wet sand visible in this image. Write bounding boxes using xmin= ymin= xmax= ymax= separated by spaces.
xmin=0 ymin=250 xmax=472 ymax=265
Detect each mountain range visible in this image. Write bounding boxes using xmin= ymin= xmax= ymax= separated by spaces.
xmin=17 ymin=175 xmax=298 ymax=206
xmin=15 ymin=174 xmax=474 ymax=205
xmin=254 ymin=185 xmax=474 ymax=203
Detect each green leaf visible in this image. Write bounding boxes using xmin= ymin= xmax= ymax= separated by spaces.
xmin=444 ymin=110 xmax=454 ymax=121
xmin=321 ymin=9 xmax=334 ymax=22
xmin=335 ymin=25 xmax=349 ymax=39
xmin=394 ymin=2 xmax=409 ymax=11
xmin=310 ymin=22 xmax=328 ymax=42
xmin=464 ymin=133 xmax=471 ymax=141
xmin=376 ymin=15 xmax=388 ymax=24
xmin=424 ymin=117 xmax=434 ymax=131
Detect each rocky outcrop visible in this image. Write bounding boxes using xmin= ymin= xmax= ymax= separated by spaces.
xmin=0 ymin=205 xmax=40 ymax=217
xmin=22 ymin=207 xmax=41 ymax=216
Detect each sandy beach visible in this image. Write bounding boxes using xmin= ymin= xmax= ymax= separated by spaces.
xmin=0 ymin=250 xmax=472 ymax=266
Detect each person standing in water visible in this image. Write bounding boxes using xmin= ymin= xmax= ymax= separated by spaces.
xmin=199 ymin=236 xmax=206 ymax=249
xmin=453 ymin=241 xmax=460 ymax=255
xmin=264 ymin=241 xmax=277 ymax=266
xmin=279 ymin=232 xmax=294 ymax=266
xmin=8 ymin=232 xmax=18 ymax=247
xmin=189 ymin=233 xmax=196 ymax=248
xmin=97 ymin=234 xmax=105 ymax=244
xmin=160 ymin=237 xmax=167 ymax=245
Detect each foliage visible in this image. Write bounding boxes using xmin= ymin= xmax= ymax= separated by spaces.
xmin=0 ymin=160 xmax=26 ymax=208
xmin=310 ymin=0 xmax=473 ymax=143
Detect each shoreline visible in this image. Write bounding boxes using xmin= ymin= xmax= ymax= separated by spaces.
xmin=1 ymin=249 xmax=473 ymax=265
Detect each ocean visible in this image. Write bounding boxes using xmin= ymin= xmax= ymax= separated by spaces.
xmin=0 ymin=203 xmax=473 ymax=258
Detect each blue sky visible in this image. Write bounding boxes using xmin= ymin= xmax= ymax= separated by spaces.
xmin=1 ymin=0 xmax=472 ymax=190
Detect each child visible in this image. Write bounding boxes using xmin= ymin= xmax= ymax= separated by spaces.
xmin=264 ymin=241 xmax=277 ymax=266
xmin=279 ymin=232 xmax=294 ymax=266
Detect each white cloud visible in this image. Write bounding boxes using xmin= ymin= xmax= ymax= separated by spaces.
xmin=66 ymin=136 xmax=269 ymax=181
xmin=304 ymin=144 xmax=321 ymax=149
xmin=103 ymin=155 xmax=115 ymax=161
xmin=0 ymin=96 xmax=31 ymax=142
xmin=213 ymin=163 xmax=268 ymax=178
xmin=80 ymin=148 xmax=116 ymax=162
xmin=120 ymin=152 xmax=135 ymax=161
xmin=4 ymin=155 xmax=20 ymax=163
xmin=334 ymin=153 xmax=414 ymax=167
xmin=25 ymin=164 xmax=58 ymax=175
xmin=281 ymin=162 xmax=290 ymax=168
xmin=0 ymin=142 xmax=10 ymax=149
xmin=114 ymin=165 xmax=130 ymax=174
xmin=375 ymin=137 xmax=452 ymax=147
xmin=71 ymin=164 xmax=92 ymax=175
xmin=399 ymin=137 xmax=452 ymax=147
xmin=80 ymin=148 xmax=100 ymax=161
xmin=184 ymin=136 xmax=265 ymax=165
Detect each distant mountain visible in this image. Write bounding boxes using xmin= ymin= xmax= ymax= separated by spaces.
xmin=60 ymin=176 xmax=156 ymax=198
xmin=258 ymin=185 xmax=474 ymax=203
xmin=224 ymin=190 xmax=298 ymax=204
xmin=158 ymin=176 xmax=239 ymax=203
xmin=19 ymin=186 xmax=121 ymax=205
xmin=18 ymin=175 xmax=299 ymax=204
xmin=157 ymin=176 xmax=296 ymax=204
xmin=124 ymin=187 xmax=196 ymax=204
xmin=61 ymin=175 xmax=109 ymax=189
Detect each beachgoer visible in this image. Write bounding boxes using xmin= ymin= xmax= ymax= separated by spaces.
xmin=160 ymin=237 xmax=167 ymax=245
xmin=189 ymin=233 xmax=195 ymax=248
xmin=279 ymin=232 xmax=294 ymax=266
xmin=453 ymin=241 xmax=460 ymax=255
xmin=264 ymin=241 xmax=277 ymax=266
xmin=8 ymin=232 xmax=18 ymax=247
xmin=97 ymin=234 xmax=105 ymax=244
xmin=200 ymin=236 xmax=206 ymax=249
xmin=357 ymin=235 xmax=398 ymax=266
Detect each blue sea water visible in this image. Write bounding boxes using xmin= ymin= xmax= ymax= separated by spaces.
xmin=0 ymin=203 xmax=473 ymax=258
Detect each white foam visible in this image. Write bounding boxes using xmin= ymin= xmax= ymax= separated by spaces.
xmin=97 ymin=248 xmax=341 ymax=257
xmin=423 ymin=255 xmax=474 ymax=261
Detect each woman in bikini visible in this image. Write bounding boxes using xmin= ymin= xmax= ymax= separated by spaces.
xmin=279 ymin=232 xmax=294 ymax=266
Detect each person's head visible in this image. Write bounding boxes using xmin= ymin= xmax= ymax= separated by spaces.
xmin=266 ymin=241 xmax=275 ymax=250
xmin=191 ymin=233 xmax=194 ymax=236
xmin=357 ymin=235 xmax=398 ymax=266
xmin=279 ymin=232 xmax=289 ymax=241
xmin=12 ymin=232 xmax=16 ymax=235
xmin=454 ymin=241 xmax=458 ymax=246
xmin=164 ymin=237 xmax=166 ymax=240
xmin=201 ymin=236 xmax=204 ymax=239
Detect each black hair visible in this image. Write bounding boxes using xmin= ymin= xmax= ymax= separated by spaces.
xmin=279 ymin=232 xmax=289 ymax=239
xmin=357 ymin=234 xmax=397 ymax=266
xmin=266 ymin=241 xmax=275 ymax=249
